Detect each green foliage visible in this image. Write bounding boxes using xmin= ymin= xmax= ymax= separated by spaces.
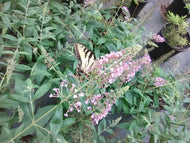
xmin=163 ymin=12 xmax=190 ymax=48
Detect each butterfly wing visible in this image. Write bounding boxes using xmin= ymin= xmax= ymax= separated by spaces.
xmin=74 ymin=43 xmax=95 ymax=74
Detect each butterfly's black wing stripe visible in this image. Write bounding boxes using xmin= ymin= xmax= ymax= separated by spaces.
xmin=84 ymin=50 xmax=94 ymax=63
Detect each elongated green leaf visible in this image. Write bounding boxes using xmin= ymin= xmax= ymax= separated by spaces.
xmin=2 ymin=34 xmax=18 ymax=41
xmin=106 ymin=129 xmax=114 ymax=134
xmin=98 ymin=135 xmax=106 ymax=143
xmin=35 ymin=105 xmax=54 ymax=126
xmin=1 ymin=51 xmax=14 ymax=55
xmin=9 ymin=94 xmax=29 ymax=102
xmin=139 ymin=101 xmax=144 ymax=112
xmin=41 ymin=134 xmax=51 ymax=143
xmin=15 ymin=77 xmax=25 ymax=95
xmin=32 ymin=69 xmax=52 ymax=77
xmin=24 ymin=45 xmax=32 ymax=62
xmin=97 ymin=38 xmax=106 ymax=45
xmin=50 ymin=104 xmax=63 ymax=136
xmin=0 ymin=95 xmax=18 ymax=108
xmin=36 ymin=127 xmax=48 ymax=141
xmin=105 ymin=43 xmax=117 ymax=52
xmin=95 ymin=47 xmax=100 ymax=58
xmin=0 ymin=112 xmax=12 ymax=123
xmin=183 ymin=98 xmax=190 ymax=103
xmin=16 ymin=64 xmax=31 ymax=71
xmin=2 ymin=2 xmax=11 ymax=12
xmin=62 ymin=118 xmax=76 ymax=129
xmin=124 ymin=91 xmax=133 ymax=104
xmin=14 ymin=123 xmax=25 ymax=137
xmin=33 ymin=83 xmax=51 ymax=100
xmin=1 ymin=15 xmax=11 ymax=28
xmin=98 ymin=118 xmax=105 ymax=135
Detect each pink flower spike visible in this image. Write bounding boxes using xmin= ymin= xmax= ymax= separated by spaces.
xmin=87 ymin=106 xmax=92 ymax=110
xmin=64 ymin=113 xmax=68 ymax=117
xmin=85 ymin=99 xmax=89 ymax=104
xmin=79 ymin=92 xmax=84 ymax=97
xmin=49 ymin=94 xmax=53 ymax=98
xmin=154 ymin=77 xmax=167 ymax=87
xmin=69 ymin=107 xmax=74 ymax=112
xmin=73 ymin=95 xmax=77 ymax=99
xmin=153 ymin=34 xmax=165 ymax=43
xmin=76 ymin=101 xmax=82 ymax=107
xmin=122 ymin=6 xmax=129 ymax=15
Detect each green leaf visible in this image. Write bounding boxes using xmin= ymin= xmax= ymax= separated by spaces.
xmin=98 ymin=118 xmax=106 ymax=135
xmin=130 ymin=107 xmax=137 ymax=114
xmin=0 ymin=112 xmax=12 ymax=123
xmin=94 ymin=47 xmax=100 ymax=58
xmin=2 ymin=34 xmax=18 ymax=41
xmin=41 ymin=134 xmax=51 ymax=143
xmin=1 ymin=50 xmax=14 ymax=55
xmin=62 ymin=118 xmax=76 ymax=129
xmin=133 ymin=88 xmax=143 ymax=96
xmin=74 ymin=14 xmax=80 ymax=23
xmin=183 ymin=98 xmax=190 ymax=103
xmin=35 ymin=105 xmax=54 ymax=126
xmin=106 ymin=129 xmax=114 ymax=134
xmin=89 ymin=27 xmax=94 ymax=40
xmin=97 ymin=38 xmax=106 ymax=45
xmin=117 ymin=122 xmax=130 ymax=129
xmin=32 ymin=69 xmax=52 ymax=77
xmin=33 ymin=83 xmax=51 ymax=100
xmin=23 ymin=44 xmax=32 ymax=62
xmin=36 ymin=127 xmax=48 ymax=141
xmin=15 ymin=123 xmax=25 ymax=137
xmin=0 ymin=95 xmax=18 ymax=109
xmin=98 ymin=135 xmax=106 ymax=143
xmin=15 ymin=77 xmax=25 ymax=95
xmin=105 ymin=43 xmax=117 ymax=52
xmin=139 ymin=102 xmax=144 ymax=112
xmin=124 ymin=90 xmax=133 ymax=104
xmin=16 ymin=64 xmax=31 ymax=71
xmin=50 ymin=104 xmax=63 ymax=136
xmin=80 ymin=96 xmax=90 ymax=115
xmin=9 ymin=94 xmax=29 ymax=102
xmin=1 ymin=15 xmax=11 ymax=28
xmin=116 ymin=40 xmax=122 ymax=50
xmin=2 ymin=2 xmax=11 ymax=12
xmin=153 ymin=95 xmax=159 ymax=108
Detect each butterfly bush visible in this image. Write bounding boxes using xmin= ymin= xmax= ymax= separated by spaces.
xmin=84 ymin=0 xmax=96 ymax=7
xmin=152 ymin=34 xmax=165 ymax=43
xmin=122 ymin=6 xmax=130 ymax=22
xmin=89 ymin=45 xmax=151 ymax=87
xmin=50 ymin=45 xmax=152 ymax=124
xmin=154 ymin=77 xmax=167 ymax=87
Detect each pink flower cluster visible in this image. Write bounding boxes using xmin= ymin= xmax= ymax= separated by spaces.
xmin=122 ymin=6 xmax=130 ymax=22
xmin=153 ymin=34 xmax=165 ymax=43
xmin=49 ymin=76 xmax=76 ymax=98
xmin=89 ymin=47 xmax=151 ymax=87
xmin=84 ymin=0 xmax=96 ymax=7
xmin=90 ymin=91 xmax=117 ymax=124
xmin=49 ymin=75 xmax=117 ymax=125
xmin=64 ymin=91 xmax=117 ymax=125
xmin=154 ymin=77 xmax=167 ymax=87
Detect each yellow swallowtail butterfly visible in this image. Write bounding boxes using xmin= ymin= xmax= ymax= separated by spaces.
xmin=74 ymin=43 xmax=95 ymax=74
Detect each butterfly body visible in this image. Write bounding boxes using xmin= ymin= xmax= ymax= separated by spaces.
xmin=74 ymin=43 xmax=95 ymax=74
